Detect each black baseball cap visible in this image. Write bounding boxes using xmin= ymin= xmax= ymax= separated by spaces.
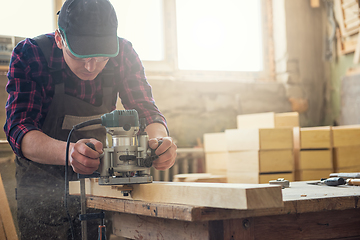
xmin=58 ymin=0 xmax=119 ymax=58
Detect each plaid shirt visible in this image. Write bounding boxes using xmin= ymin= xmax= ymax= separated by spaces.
xmin=4 ymin=33 xmax=167 ymax=158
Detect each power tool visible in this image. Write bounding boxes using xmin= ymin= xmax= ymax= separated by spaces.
xmin=65 ymin=109 xmax=159 ymax=240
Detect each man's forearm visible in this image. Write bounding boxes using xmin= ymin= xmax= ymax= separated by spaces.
xmin=21 ymin=130 xmax=68 ymax=165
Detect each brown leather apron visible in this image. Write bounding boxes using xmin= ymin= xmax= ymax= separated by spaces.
xmin=15 ymin=69 xmax=115 ymax=240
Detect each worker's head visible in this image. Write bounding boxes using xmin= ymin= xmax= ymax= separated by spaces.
xmin=55 ymin=0 xmax=118 ymax=80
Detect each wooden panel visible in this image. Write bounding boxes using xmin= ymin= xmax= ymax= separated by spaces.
xmin=0 ymin=175 xmax=18 ymax=240
xmin=227 ymin=172 xmax=294 ymax=184
xmin=259 ymin=149 xmax=294 ymax=173
xmin=227 ymin=151 xmax=259 ymax=174
xmin=259 ymin=128 xmax=293 ymax=150
xmin=274 ymin=112 xmax=299 ymax=128
xmin=251 ymin=208 xmax=360 ymax=240
xmin=335 ymin=165 xmax=360 ymax=172
xmin=333 ymin=146 xmax=360 ymax=169
xmin=236 ymin=112 xmax=299 ymax=129
xmin=227 ymin=150 xmax=293 ymax=184
xmin=173 ymin=173 xmax=227 ymax=183
xmin=112 ymin=213 xmax=211 ymax=240
xmin=203 ymin=132 xmax=227 ymax=153
xmin=85 ymin=182 xmax=360 ymax=222
xmin=332 ymin=125 xmax=360 ymax=147
xmin=226 ymin=129 xmax=260 ymax=151
xmin=237 ymin=112 xmax=275 ymax=129
xmin=295 ymin=169 xmax=333 ymax=181
xmin=300 ymin=126 xmax=332 ymax=149
xmin=227 ymin=171 xmax=260 ymax=184
xmin=298 ymin=150 xmax=333 ymax=170
xmin=205 ymin=152 xmax=228 ymax=175
xmin=70 ymin=179 xmax=283 ymax=210
xmin=226 ymin=128 xmax=293 ymax=151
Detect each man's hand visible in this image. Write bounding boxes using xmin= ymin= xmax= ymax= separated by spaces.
xmin=69 ymin=138 xmax=103 ymax=175
xmin=148 ymin=137 xmax=177 ymax=170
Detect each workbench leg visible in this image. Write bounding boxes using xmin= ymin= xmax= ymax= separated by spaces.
xmin=223 ymin=218 xmax=254 ymax=240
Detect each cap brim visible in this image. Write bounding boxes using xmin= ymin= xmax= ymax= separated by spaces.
xmin=66 ymin=33 xmax=119 ymax=58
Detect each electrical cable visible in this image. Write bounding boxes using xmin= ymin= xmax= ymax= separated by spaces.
xmin=64 ymin=118 xmax=102 ymax=240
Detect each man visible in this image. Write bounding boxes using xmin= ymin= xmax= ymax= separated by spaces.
xmin=3 ymin=0 xmax=177 ymax=239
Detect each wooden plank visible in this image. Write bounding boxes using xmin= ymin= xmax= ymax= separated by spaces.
xmin=295 ymin=169 xmax=333 ymax=181
xmin=70 ymin=179 xmax=283 ymax=210
xmin=236 ymin=112 xmax=299 ymax=129
xmin=0 ymin=174 xmax=18 ymax=240
xmin=173 ymin=173 xmax=227 ymax=183
xmin=225 ymin=128 xmax=293 ymax=151
xmin=259 ymin=128 xmax=293 ymax=150
xmin=237 ymin=112 xmax=275 ymax=129
xmin=251 ymin=208 xmax=360 ymax=240
xmin=228 ymin=170 xmax=294 ymax=184
xmin=299 ymin=150 xmax=333 ymax=170
xmin=112 ymin=213 xmax=211 ymax=240
xmin=333 ymin=146 xmax=360 ymax=169
xmin=0 ymin=217 xmax=6 ymax=240
xmin=332 ymin=125 xmax=360 ymax=147
xmin=86 ymin=182 xmax=360 ymax=222
xmin=274 ymin=112 xmax=299 ymax=128
xmin=203 ymin=132 xmax=227 ymax=153
xmin=259 ymin=149 xmax=294 ymax=173
xmin=300 ymin=126 xmax=332 ymax=149
xmin=205 ymin=152 xmax=228 ymax=175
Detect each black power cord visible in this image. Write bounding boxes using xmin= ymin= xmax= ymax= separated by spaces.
xmin=64 ymin=118 xmax=102 ymax=240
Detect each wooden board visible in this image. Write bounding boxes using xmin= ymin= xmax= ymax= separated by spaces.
xmin=225 ymin=128 xmax=293 ymax=151
xmin=205 ymin=152 xmax=228 ymax=175
xmin=298 ymin=150 xmax=333 ymax=170
xmin=69 ymin=179 xmax=283 ymax=210
xmin=295 ymin=169 xmax=333 ymax=181
xmin=0 ymin=175 xmax=18 ymax=240
xmin=85 ymin=182 xmax=360 ymax=222
xmin=274 ymin=112 xmax=299 ymax=128
xmin=203 ymin=132 xmax=227 ymax=153
xmin=333 ymin=146 xmax=360 ymax=169
xmin=227 ymin=171 xmax=294 ymax=184
xmin=173 ymin=173 xmax=227 ymax=183
xmin=237 ymin=112 xmax=275 ymax=129
xmin=332 ymin=125 xmax=360 ymax=147
xmin=300 ymin=126 xmax=332 ymax=149
xmin=227 ymin=150 xmax=293 ymax=173
xmin=236 ymin=112 xmax=299 ymax=129
xmin=259 ymin=149 xmax=294 ymax=173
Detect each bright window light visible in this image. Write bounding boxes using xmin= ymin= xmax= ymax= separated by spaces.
xmin=0 ymin=0 xmax=54 ymax=38
xmin=110 ymin=0 xmax=164 ymax=61
xmin=176 ymin=0 xmax=263 ymax=72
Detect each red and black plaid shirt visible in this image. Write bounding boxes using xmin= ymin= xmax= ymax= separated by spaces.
xmin=4 ymin=33 xmax=167 ymax=158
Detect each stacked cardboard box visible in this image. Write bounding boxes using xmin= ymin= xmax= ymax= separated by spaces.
xmin=332 ymin=125 xmax=360 ymax=172
xmin=296 ymin=126 xmax=333 ymax=181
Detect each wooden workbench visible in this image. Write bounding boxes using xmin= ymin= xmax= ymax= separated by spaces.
xmin=86 ymin=182 xmax=360 ymax=240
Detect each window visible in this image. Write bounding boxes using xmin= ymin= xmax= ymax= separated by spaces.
xmin=108 ymin=0 xmax=273 ymax=81
xmin=110 ymin=0 xmax=165 ymax=61
xmin=176 ymin=0 xmax=263 ymax=72
xmin=0 ymin=0 xmax=55 ymax=38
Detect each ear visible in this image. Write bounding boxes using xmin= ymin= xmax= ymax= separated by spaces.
xmin=54 ymin=30 xmax=63 ymax=49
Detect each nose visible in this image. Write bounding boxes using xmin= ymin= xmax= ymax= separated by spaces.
xmin=84 ymin=58 xmax=97 ymax=72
